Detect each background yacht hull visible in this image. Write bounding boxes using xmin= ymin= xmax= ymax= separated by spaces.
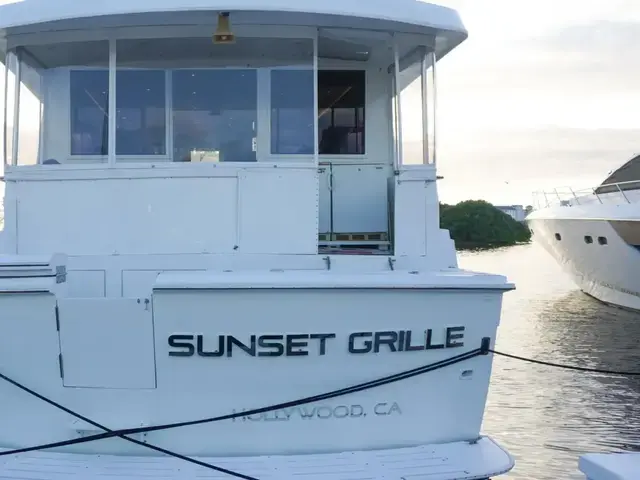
xmin=528 ymin=212 xmax=640 ymax=311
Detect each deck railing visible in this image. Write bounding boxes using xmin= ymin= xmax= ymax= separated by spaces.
xmin=532 ymin=179 xmax=640 ymax=210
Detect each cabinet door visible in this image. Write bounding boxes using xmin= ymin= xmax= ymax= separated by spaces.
xmin=57 ymin=298 xmax=156 ymax=389
xmin=318 ymin=165 xmax=332 ymax=235
xmin=331 ymin=164 xmax=390 ymax=234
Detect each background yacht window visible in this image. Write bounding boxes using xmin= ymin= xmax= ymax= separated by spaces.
xmin=270 ymin=69 xmax=314 ymax=155
xmin=116 ymin=70 xmax=166 ymax=156
xmin=317 ymin=70 xmax=365 ymax=155
xmin=70 ymin=70 xmax=109 ymax=156
xmin=172 ymin=70 xmax=257 ymax=162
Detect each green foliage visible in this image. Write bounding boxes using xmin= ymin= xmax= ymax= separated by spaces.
xmin=440 ymin=200 xmax=531 ymax=249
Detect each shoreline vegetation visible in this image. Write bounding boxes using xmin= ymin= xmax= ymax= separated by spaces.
xmin=440 ymin=200 xmax=532 ymax=250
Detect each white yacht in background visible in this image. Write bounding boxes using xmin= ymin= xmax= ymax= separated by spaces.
xmin=0 ymin=1 xmax=515 ymax=478
xmin=528 ymin=154 xmax=640 ymax=311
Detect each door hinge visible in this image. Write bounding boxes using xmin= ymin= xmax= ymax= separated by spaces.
xmin=58 ymin=353 xmax=64 ymax=379
xmin=55 ymin=305 xmax=60 ymax=331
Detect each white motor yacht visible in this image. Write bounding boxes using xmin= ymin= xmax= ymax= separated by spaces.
xmin=529 ymin=155 xmax=640 ymax=311
xmin=0 ymin=1 xmax=515 ymax=478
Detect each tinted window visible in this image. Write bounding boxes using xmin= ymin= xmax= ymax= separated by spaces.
xmin=318 ymin=70 xmax=365 ymax=155
xmin=70 ymin=70 xmax=109 ymax=156
xmin=270 ymin=69 xmax=314 ymax=155
xmin=116 ymin=70 xmax=166 ymax=155
xmin=172 ymin=70 xmax=257 ymax=163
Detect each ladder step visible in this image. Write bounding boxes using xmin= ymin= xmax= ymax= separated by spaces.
xmin=318 ymin=232 xmax=389 ymax=242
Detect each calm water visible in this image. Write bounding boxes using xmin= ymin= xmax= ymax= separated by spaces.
xmin=458 ymin=243 xmax=640 ymax=479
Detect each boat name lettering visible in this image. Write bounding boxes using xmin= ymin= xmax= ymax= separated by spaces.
xmin=231 ymin=402 xmax=402 ymax=422
xmin=167 ymin=327 xmax=465 ymax=357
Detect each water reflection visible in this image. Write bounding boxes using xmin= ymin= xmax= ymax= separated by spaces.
xmin=458 ymin=243 xmax=640 ymax=479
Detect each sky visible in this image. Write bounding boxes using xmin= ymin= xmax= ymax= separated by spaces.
xmin=433 ymin=0 xmax=640 ymax=205
xmin=1 ymin=0 xmax=640 ymax=206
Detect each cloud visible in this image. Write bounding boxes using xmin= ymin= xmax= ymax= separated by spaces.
xmin=434 ymin=7 xmax=640 ymax=130
xmin=538 ymin=20 xmax=640 ymax=54
xmin=429 ymin=0 xmax=640 ymax=203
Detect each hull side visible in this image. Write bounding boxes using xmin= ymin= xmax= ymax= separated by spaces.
xmin=528 ymin=212 xmax=640 ymax=310
xmin=0 ymin=270 xmax=510 ymax=457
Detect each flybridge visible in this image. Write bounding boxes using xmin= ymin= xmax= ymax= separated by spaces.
xmin=167 ymin=327 xmax=466 ymax=358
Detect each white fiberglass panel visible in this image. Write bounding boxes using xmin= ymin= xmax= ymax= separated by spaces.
xmin=237 ymin=167 xmax=319 ymax=254
xmin=15 ymin=176 xmax=239 ymax=255
xmin=151 ymin=283 xmax=503 ymax=456
xmin=57 ymin=298 xmax=156 ymax=389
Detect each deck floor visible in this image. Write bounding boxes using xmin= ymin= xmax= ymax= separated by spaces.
xmin=0 ymin=437 xmax=514 ymax=480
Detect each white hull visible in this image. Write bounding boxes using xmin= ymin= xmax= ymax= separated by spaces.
xmin=528 ymin=202 xmax=640 ymax=311
xmin=0 ymin=266 xmax=510 ymax=456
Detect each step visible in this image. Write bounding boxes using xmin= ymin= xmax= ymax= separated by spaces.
xmin=580 ymin=452 xmax=640 ymax=480
xmin=0 ymin=436 xmax=514 ymax=480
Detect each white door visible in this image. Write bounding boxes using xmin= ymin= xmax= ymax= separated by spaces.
xmin=57 ymin=298 xmax=156 ymax=389
xmin=331 ymin=164 xmax=390 ymax=234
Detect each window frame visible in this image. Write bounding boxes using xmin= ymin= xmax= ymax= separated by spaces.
xmin=268 ymin=66 xmax=316 ymax=157
xmin=65 ymin=64 xmax=369 ymax=164
xmin=265 ymin=64 xmax=368 ymax=163
xmin=170 ymin=67 xmax=260 ymax=164
xmin=3 ymin=28 xmax=383 ymax=169
xmin=317 ymin=68 xmax=367 ymax=157
xmin=68 ymin=67 xmax=111 ymax=162
xmin=113 ymin=68 xmax=171 ymax=160
xmin=3 ymin=25 xmax=320 ymax=169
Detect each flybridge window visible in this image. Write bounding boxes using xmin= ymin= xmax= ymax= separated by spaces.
xmin=269 ymin=69 xmax=366 ymax=156
xmin=115 ymin=37 xmax=262 ymax=163
xmin=68 ymin=67 xmax=259 ymax=163
xmin=70 ymin=69 xmax=168 ymax=157
xmin=318 ymin=70 xmax=365 ymax=155
xmin=4 ymin=40 xmax=111 ymax=165
xmin=116 ymin=70 xmax=166 ymax=156
xmin=70 ymin=70 xmax=109 ymax=156
xmin=270 ymin=69 xmax=315 ymax=155
xmin=173 ymin=69 xmax=257 ymax=163
xmin=2 ymin=36 xmax=315 ymax=166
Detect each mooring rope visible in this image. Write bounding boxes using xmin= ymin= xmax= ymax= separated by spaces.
xmin=0 ymin=341 xmax=488 ymax=479
xmin=1 ymin=340 xmax=638 ymax=479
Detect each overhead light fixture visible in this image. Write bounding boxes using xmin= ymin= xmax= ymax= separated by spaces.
xmin=213 ymin=12 xmax=235 ymax=44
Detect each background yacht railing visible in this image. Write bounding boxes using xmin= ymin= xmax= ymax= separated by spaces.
xmin=532 ymin=179 xmax=640 ymax=210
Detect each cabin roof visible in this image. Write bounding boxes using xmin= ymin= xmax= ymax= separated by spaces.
xmin=0 ymin=0 xmax=467 ymax=59
xmin=595 ymin=153 xmax=640 ymax=194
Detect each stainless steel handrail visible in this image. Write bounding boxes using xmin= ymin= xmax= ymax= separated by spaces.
xmin=532 ymin=179 xmax=640 ymax=209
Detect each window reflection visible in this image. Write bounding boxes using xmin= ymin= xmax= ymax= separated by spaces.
xmin=4 ymin=52 xmax=18 ymax=165
xmin=318 ymin=70 xmax=365 ymax=155
xmin=172 ymin=70 xmax=257 ymax=163
xmin=17 ymin=55 xmax=42 ymax=165
xmin=116 ymin=70 xmax=166 ymax=155
xmin=270 ymin=69 xmax=314 ymax=155
xmin=70 ymin=70 xmax=109 ymax=156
